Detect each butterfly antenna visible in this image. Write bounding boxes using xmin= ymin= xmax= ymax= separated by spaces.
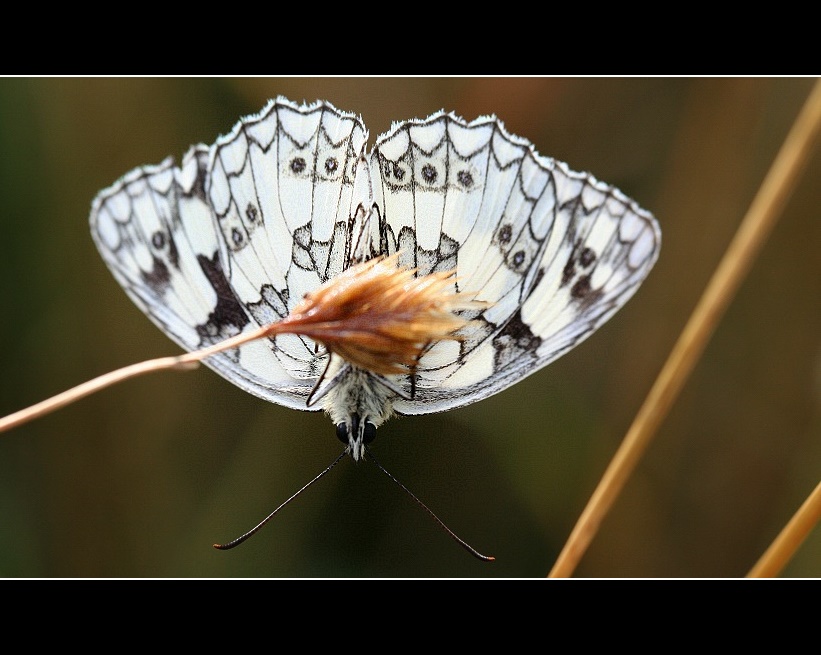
xmin=306 ymin=354 xmax=334 ymax=407
xmin=213 ymin=450 xmax=347 ymax=550
xmin=364 ymin=446 xmax=495 ymax=562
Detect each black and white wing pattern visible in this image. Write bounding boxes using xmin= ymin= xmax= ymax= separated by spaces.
xmin=91 ymin=98 xmax=660 ymax=428
xmin=371 ymin=112 xmax=660 ymax=415
xmin=205 ymin=99 xmax=371 ymax=399
xmin=90 ymin=98 xmax=368 ymax=410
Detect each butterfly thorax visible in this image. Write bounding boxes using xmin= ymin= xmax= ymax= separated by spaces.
xmin=321 ymin=364 xmax=396 ymax=461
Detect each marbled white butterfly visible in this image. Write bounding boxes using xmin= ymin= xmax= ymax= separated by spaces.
xmin=90 ymin=97 xmax=661 ymax=464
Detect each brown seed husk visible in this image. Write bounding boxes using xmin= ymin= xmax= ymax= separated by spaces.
xmin=266 ymin=254 xmax=486 ymax=375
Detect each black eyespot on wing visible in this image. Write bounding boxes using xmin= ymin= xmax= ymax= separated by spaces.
xmin=151 ymin=231 xmax=166 ymax=250
xmin=290 ymin=157 xmax=306 ymax=174
xmin=457 ymin=170 xmax=474 ymax=188
xmin=580 ymin=247 xmax=596 ymax=267
xmin=421 ymin=163 xmax=438 ymax=184
xmin=498 ymin=224 xmax=512 ymax=244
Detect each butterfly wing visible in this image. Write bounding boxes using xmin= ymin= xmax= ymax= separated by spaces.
xmin=91 ymin=145 xmax=316 ymax=408
xmin=371 ymin=112 xmax=661 ymax=415
xmin=205 ymin=97 xmax=370 ymax=391
xmin=90 ymin=97 xmax=372 ymax=411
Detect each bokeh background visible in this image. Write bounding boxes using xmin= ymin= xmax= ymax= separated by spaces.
xmin=0 ymin=77 xmax=819 ymax=578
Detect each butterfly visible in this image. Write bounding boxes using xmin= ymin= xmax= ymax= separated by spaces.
xmin=90 ymin=97 xmax=661 ymax=464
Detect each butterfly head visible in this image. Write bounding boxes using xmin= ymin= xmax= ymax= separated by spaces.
xmin=320 ymin=363 xmax=396 ymax=462
xmin=335 ymin=413 xmax=377 ymax=462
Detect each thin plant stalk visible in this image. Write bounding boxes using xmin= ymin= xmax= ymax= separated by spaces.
xmin=0 ymin=254 xmax=475 ymax=436
xmin=0 ymin=324 xmax=270 ymax=434
xmin=549 ymin=78 xmax=821 ymax=578
xmin=748 ymin=479 xmax=821 ymax=577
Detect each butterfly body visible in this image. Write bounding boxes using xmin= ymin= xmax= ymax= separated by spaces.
xmin=90 ymin=97 xmax=661 ymax=458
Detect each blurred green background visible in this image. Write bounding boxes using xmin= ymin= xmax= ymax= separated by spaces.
xmin=0 ymin=77 xmax=819 ymax=578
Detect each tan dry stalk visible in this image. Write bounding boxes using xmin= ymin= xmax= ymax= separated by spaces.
xmin=549 ymin=78 xmax=821 ymax=579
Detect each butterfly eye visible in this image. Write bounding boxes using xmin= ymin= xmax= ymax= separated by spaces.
xmin=363 ymin=421 xmax=377 ymax=444
xmin=335 ymin=422 xmax=348 ymax=445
